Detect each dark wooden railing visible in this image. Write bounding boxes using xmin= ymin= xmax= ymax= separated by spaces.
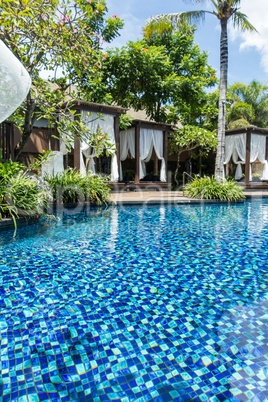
xmin=0 ymin=121 xmax=14 ymax=162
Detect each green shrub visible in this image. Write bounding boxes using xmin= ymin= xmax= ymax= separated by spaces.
xmin=44 ymin=169 xmax=111 ymax=205
xmin=0 ymin=160 xmax=26 ymax=184
xmin=0 ymin=161 xmax=48 ymax=224
xmin=6 ymin=173 xmax=48 ymax=216
xmin=184 ymin=176 xmax=245 ymax=201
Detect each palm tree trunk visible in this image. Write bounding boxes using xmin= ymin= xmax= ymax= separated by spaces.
xmin=215 ymin=18 xmax=228 ymax=181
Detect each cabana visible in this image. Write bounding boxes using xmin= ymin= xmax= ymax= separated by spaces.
xmin=14 ymin=100 xmax=172 ymax=190
xmin=62 ymin=101 xmax=127 ymax=182
xmin=119 ymin=117 xmax=172 ymax=190
xmin=225 ymin=126 xmax=268 ymax=188
xmin=42 ymin=101 xmax=127 ymax=181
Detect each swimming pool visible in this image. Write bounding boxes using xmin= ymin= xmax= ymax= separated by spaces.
xmin=1 ymin=200 xmax=268 ymax=402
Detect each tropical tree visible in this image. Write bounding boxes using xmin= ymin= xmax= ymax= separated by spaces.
xmin=228 ymin=80 xmax=268 ymax=128
xmin=169 ymin=125 xmax=217 ymax=187
xmin=144 ymin=1 xmax=257 ymax=180
xmin=90 ymin=26 xmax=217 ymax=123
xmin=0 ymin=0 xmax=123 ymax=160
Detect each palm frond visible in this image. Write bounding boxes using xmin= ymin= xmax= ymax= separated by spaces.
xmin=227 ymin=0 xmax=243 ymax=7
xmin=232 ymin=11 xmax=258 ymax=32
xmin=145 ymin=12 xmax=183 ymax=27
xmin=144 ymin=10 xmax=211 ymax=39
xmin=143 ymin=15 xmax=176 ymax=39
xmin=180 ymin=10 xmax=212 ymax=24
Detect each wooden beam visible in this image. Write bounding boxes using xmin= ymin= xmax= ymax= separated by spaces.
xmin=135 ymin=125 xmax=140 ymax=184
xmin=114 ymin=115 xmax=120 ymax=177
xmin=163 ymin=131 xmax=168 ymax=182
xmin=132 ymin=120 xmax=173 ymax=131
xmin=245 ymin=128 xmax=251 ymax=186
xmin=73 ymin=113 xmax=80 ymax=171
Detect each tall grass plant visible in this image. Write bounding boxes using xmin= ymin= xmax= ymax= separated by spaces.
xmin=184 ymin=176 xmax=245 ymax=201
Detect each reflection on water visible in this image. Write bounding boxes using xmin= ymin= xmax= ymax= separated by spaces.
xmin=0 ymin=200 xmax=268 ymax=401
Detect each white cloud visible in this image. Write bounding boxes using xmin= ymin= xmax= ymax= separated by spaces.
xmin=229 ymin=0 xmax=268 ymax=73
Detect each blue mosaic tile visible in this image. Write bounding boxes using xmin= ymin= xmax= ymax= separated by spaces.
xmin=1 ymin=201 xmax=268 ymax=400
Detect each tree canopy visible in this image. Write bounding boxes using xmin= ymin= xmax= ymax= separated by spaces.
xmin=228 ymin=80 xmax=268 ymax=129
xmin=169 ymin=124 xmax=217 ymax=187
xmin=91 ymin=25 xmax=217 ymax=124
xmin=0 ymin=0 xmax=123 ymax=158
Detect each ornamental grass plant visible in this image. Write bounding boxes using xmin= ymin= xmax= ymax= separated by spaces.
xmin=44 ymin=169 xmax=111 ymax=205
xmin=0 ymin=161 xmax=48 ymax=225
xmin=184 ymin=176 xmax=245 ymax=201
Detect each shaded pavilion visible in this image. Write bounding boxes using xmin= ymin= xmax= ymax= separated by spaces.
xmin=119 ymin=114 xmax=172 ymax=190
xmin=225 ymin=125 xmax=268 ymax=188
xmin=20 ymin=100 xmax=173 ymax=190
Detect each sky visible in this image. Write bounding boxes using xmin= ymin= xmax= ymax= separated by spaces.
xmin=105 ymin=0 xmax=268 ymax=86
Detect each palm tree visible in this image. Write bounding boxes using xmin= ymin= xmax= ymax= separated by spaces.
xmin=144 ymin=1 xmax=257 ymax=180
xmin=228 ymin=80 xmax=268 ymax=128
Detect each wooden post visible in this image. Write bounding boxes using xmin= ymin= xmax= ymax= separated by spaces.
xmin=154 ymin=151 xmax=158 ymax=176
xmin=52 ymin=123 xmax=60 ymax=151
xmin=163 ymin=130 xmax=168 ymax=182
xmin=73 ymin=112 xmax=80 ymax=171
xmin=114 ymin=115 xmax=120 ymax=181
xmin=135 ymin=125 xmax=140 ymax=184
xmin=266 ymin=136 xmax=268 ymax=161
xmin=10 ymin=123 xmax=14 ymax=161
xmin=245 ymin=129 xmax=251 ymax=186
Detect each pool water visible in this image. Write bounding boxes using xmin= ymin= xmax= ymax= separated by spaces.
xmin=1 ymin=201 xmax=268 ymax=402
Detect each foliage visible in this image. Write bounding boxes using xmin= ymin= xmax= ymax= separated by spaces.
xmin=0 ymin=160 xmax=26 ymax=184
xmin=92 ymin=27 xmax=217 ymax=123
xmin=146 ymin=26 xmax=217 ymax=125
xmin=6 ymin=173 xmax=48 ymax=216
xmin=228 ymin=118 xmax=251 ymax=130
xmin=143 ymin=1 xmax=256 ymax=179
xmin=44 ymin=169 xmax=111 ymax=204
xmin=184 ymin=176 xmax=245 ymax=201
xmin=228 ymin=81 xmax=268 ymax=128
xmin=94 ymin=40 xmax=179 ymax=122
xmin=228 ymin=102 xmax=255 ymax=125
xmin=0 ymin=0 xmax=123 ymax=158
xmin=0 ymin=160 xmax=48 ymax=225
xmin=119 ymin=114 xmax=134 ymax=130
xmin=169 ymin=125 xmax=217 ymax=153
xmin=57 ymin=110 xmax=116 ymax=158
xmin=169 ymin=125 xmax=217 ymax=186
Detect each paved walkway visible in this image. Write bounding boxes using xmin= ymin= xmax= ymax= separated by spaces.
xmin=110 ymin=189 xmax=268 ymax=204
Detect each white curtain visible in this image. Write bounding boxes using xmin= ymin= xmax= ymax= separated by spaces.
xmin=41 ymin=151 xmax=64 ymax=177
xmin=119 ymin=128 xmax=135 ymax=181
xmin=224 ymin=133 xmax=268 ymax=181
xmin=139 ymin=128 xmax=166 ymax=182
xmin=250 ymin=134 xmax=267 ymax=181
xmin=81 ymin=111 xmax=118 ymax=181
xmin=80 ymin=111 xmax=99 ymax=175
xmin=0 ymin=40 xmax=31 ymax=123
xmin=224 ymin=134 xmax=246 ymax=180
